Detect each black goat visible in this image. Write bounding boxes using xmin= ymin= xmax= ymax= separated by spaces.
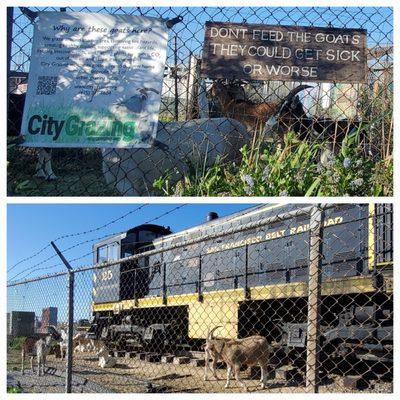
xmin=8 ymin=93 xmax=26 ymax=136
xmin=264 ymin=87 xmax=363 ymax=144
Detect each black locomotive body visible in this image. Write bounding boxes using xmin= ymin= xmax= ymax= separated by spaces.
xmin=87 ymin=204 xmax=393 ymax=368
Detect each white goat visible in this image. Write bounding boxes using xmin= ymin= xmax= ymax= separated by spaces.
xmin=59 ymin=329 xmax=68 ymax=359
xmin=72 ymin=333 xmax=104 ymax=353
xmin=97 ymin=346 xmax=116 ymax=368
xmin=35 ymin=336 xmax=58 ymax=376
xmin=102 ymin=117 xmax=248 ymax=195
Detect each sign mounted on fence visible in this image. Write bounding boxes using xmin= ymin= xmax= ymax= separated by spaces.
xmin=21 ymin=11 xmax=169 ymax=148
xmin=201 ymin=22 xmax=367 ymax=83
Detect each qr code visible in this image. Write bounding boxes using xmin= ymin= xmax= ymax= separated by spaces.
xmin=36 ymin=76 xmax=58 ymax=95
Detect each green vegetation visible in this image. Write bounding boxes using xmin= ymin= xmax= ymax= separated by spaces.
xmin=7 ymin=90 xmax=393 ymax=197
xmin=153 ymin=128 xmax=393 ymax=197
xmin=7 ymin=386 xmax=23 ymax=394
xmin=8 ymin=336 xmax=26 ymax=351
xmin=154 ymin=81 xmax=393 ymax=197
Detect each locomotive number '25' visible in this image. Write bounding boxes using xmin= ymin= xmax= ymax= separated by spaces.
xmin=101 ymin=270 xmax=113 ymax=281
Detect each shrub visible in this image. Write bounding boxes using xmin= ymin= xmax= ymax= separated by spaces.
xmin=153 ymin=129 xmax=393 ymax=197
xmin=9 ymin=336 xmax=27 ymax=351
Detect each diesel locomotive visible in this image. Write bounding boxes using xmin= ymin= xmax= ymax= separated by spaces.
xmin=87 ymin=204 xmax=393 ymax=366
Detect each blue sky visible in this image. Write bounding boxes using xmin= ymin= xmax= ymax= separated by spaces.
xmin=7 ymin=203 xmax=256 ymax=281
xmin=7 ymin=203 xmax=258 ymax=322
xmin=11 ymin=6 xmax=393 ymax=71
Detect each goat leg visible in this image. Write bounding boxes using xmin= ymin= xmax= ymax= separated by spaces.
xmin=42 ymin=355 xmax=46 ymax=375
xmin=259 ymin=363 xmax=268 ymax=389
xmin=225 ymin=365 xmax=232 ymax=388
xmin=203 ymin=348 xmax=209 ymax=381
xmin=211 ymin=356 xmax=219 ymax=380
xmin=234 ymin=365 xmax=247 ymax=391
xmin=34 ymin=149 xmax=57 ymax=180
xmin=43 ymin=149 xmax=57 ymax=180
xmin=21 ymin=350 xmax=25 ymax=375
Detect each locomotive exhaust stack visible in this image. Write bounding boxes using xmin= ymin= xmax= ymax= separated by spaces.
xmin=206 ymin=212 xmax=219 ymax=222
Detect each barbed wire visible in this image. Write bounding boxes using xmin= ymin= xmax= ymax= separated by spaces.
xmin=7 ymin=204 xmax=150 ymax=274
xmin=6 ymin=204 xmax=393 ymax=393
xmin=8 ymin=204 xmax=188 ymax=284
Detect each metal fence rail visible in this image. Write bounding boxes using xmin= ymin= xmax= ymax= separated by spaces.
xmin=7 ymin=204 xmax=393 ymax=393
xmin=7 ymin=6 xmax=393 ymax=196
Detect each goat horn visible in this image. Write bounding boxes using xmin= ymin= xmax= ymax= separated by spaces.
xmin=47 ymin=325 xmax=57 ymax=331
xmin=208 ymin=326 xmax=222 ymax=340
xmin=284 ymin=84 xmax=313 ymax=103
xmin=48 ymin=325 xmax=61 ymax=337
xmin=275 ymin=84 xmax=313 ymax=117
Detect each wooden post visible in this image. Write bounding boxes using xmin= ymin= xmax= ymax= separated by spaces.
xmin=185 ymin=53 xmax=192 ymax=120
xmin=188 ymin=57 xmax=201 ymax=119
xmin=306 ymin=206 xmax=324 ymax=393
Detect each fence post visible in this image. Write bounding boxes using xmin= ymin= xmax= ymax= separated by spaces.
xmin=162 ymin=262 xmax=167 ymax=305
xmin=173 ymin=35 xmax=179 ymax=120
xmin=7 ymin=7 xmax=13 ymax=97
xmin=306 ymin=205 xmax=324 ymax=393
xmin=51 ymin=241 xmax=74 ymax=393
xmin=244 ymin=245 xmax=250 ymax=300
xmin=198 ymin=255 xmax=203 ymax=302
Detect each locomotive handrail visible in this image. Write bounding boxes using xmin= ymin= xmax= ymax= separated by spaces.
xmin=73 ymin=204 xmax=337 ymax=274
xmin=8 ymin=203 xmax=381 ymax=288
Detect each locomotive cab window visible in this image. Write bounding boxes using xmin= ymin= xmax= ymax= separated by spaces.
xmin=96 ymin=242 xmax=120 ymax=263
xmin=97 ymin=245 xmax=107 ymax=263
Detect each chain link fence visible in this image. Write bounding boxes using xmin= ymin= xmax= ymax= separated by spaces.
xmin=7 ymin=6 xmax=393 ymax=196
xmin=7 ymin=204 xmax=393 ymax=393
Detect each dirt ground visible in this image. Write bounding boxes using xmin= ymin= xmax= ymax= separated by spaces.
xmin=7 ymin=145 xmax=118 ymax=196
xmin=7 ymin=348 xmax=392 ymax=394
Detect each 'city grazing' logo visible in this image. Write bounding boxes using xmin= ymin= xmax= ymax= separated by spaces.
xmin=27 ymin=114 xmax=136 ymax=141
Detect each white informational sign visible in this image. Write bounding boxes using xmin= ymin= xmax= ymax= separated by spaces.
xmin=21 ymin=11 xmax=169 ymax=148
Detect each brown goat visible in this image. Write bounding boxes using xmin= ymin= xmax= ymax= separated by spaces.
xmin=204 ymin=326 xmax=270 ymax=391
xmin=209 ymin=81 xmax=280 ymax=133
xmin=21 ymin=326 xmax=61 ymax=375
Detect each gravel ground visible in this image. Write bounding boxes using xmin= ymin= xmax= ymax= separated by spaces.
xmin=8 ymin=349 xmax=392 ymax=393
xmin=7 ymin=369 xmax=112 ymax=393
